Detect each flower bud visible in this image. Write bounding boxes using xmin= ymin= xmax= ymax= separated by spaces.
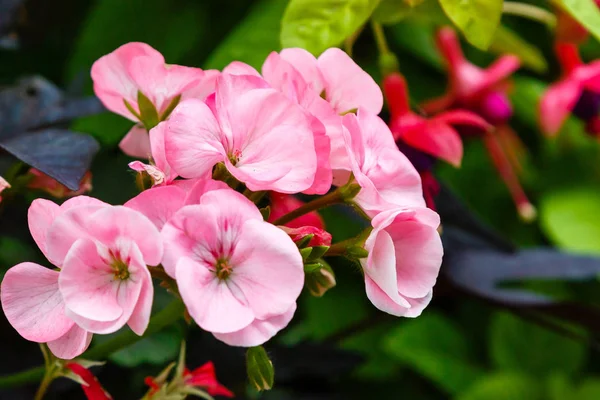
xmin=246 ymin=346 xmax=274 ymax=391
xmin=378 ymin=52 xmax=400 ymax=77
xmin=479 ymin=91 xmax=513 ymax=125
xmin=282 ymin=226 xmax=333 ymax=248
xmin=304 ymin=261 xmax=336 ymax=297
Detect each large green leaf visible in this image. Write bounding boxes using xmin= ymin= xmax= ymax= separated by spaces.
xmin=457 ymin=373 xmax=543 ymax=400
xmin=438 ymin=0 xmax=503 ymax=50
xmin=489 ymin=312 xmax=587 ymax=377
xmin=383 ymin=312 xmax=484 ymax=394
xmin=281 ymin=0 xmax=381 ymax=55
xmin=204 ymin=0 xmax=287 ymax=70
xmin=540 ymin=186 xmax=600 ymax=254
xmin=557 ymin=0 xmax=600 ymax=43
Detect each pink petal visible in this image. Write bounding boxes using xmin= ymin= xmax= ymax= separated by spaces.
xmin=28 ymin=199 xmax=60 ymax=261
xmin=124 ymin=185 xmax=187 ymax=230
xmin=165 ymin=99 xmax=225 ymax=179
xmin=364 ymin=276 xmax=411 ymax=316
xmin=303 ymin=115 xmax=332 ymax=195
xmin=127 ymin=264 xmax=153 ymax=335
xmin=199 ymin=188 xmax=263 ymax=220
xmin=119 ymin=125 xmax=151 ymax=159
xmin=176 ymin=257 xmax=255 ymax=333
xmin=47 ymin=325 xmax=93 ymax=360
xmin=129 ymin=161 xmax=166 ymax=185
xmin=213 ymin=304 xmax=296 ymax=347
xmin=403 ymin=291 xmax=433 ymax=318
xmin=401 ymin=120 xmax=463 ymax=167
xmin=317 ymin=48 xmax=383 ymax=114
xmin=183 ymin=179 xmax=229 ymax=205
xmin=61 ymin=196 xmax=109 ymax=210
xmin=1 ymin=262 xmax=73 ymax=342
xmin=60 ymin=238 xmax=146 ymax=334
xmin=91 ymin=42 xmax=164 ymax=120
xmin=539 ymin=78 xmax=582 ymax=136
xmin=434 ymin=109 xmax=491 ymax=130
xmin=279 ymin=48 xmax=324 ymax=93
xmin=149 ymin=122 xmax=176 ymax=183
xmin=230 ymin=219 xmax=304 ymax=319
xmin=223 ymin=61 xmax=261 ymax=77
xmin=479 ymin=55 xmax=520 ymax=91
xmin=85 ymin=206 xmax=163 ymax=266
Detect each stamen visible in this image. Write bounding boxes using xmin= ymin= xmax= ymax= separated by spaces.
xmin=215 ymin=258 xmax=233 ymax=280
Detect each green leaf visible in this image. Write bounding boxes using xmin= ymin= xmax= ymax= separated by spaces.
xmin=281 ymin=0 xmax=381 ymax=55
xmin=204 ymin=0 xmax=287 ymax=70
xmin=383 ymin=312 xmax=484 ymax=394
xmin=137 ymin=91 xmax=159 ymax=130
xmin=489 ymin=312 xmax=587 ymax=378
xmin=489 ymin=25 xmax=548 ymax=73
xmin=438 ymin=0 xmax=503 ymax=50
xmin=373 ymin=0 xmax=447 ymax=25
xmin=556 ymin=0 xmax=600 ymax=43
xmin=540 ymin=186 xmax=600 ymax=254
xmin=575 ymin=379 xmax=600 ymax=399
xmin=457 ymin=373 xmax=543 ymax=400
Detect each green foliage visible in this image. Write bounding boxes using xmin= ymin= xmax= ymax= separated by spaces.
xmin=490 ymin=26 xmax=548 ymax=73
xmin=204 ymin=0 xmax=287 ymax=70
xmin=457 ymin=373 xmax=544 ymax=400
xmin=438 ymin=0 xmax=503 ymax=50
xmin=280 ymin=0 xmax=381 ymax=55
xmin=383 ymin=313 xmax=485 ymax=394
xmin=556 ymin=0 xmax=600 ymax=43
xmin=106 ymin=326 xmax=183 ymax=367
xmin=489 ymin=312 xmax=587 ymax=378
xmin=540 ymin=187 xmax=600 ymax=254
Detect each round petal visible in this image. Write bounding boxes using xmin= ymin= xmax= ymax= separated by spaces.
xmin=47 ymin=325 xmax=93 ymax=360
xmin=119 ymin=125 xmax=151 ymax=159
xmin=176 ymin=257 xmax=254 ymax=333
xmin=279 ymin=48 xmax=324 ymax=93
xmin=28 ymin=199 xmax=60 ymax=261
xmin=213 ymin=304 xmax=296 ymax=347
xmin=126 ymin=265 xmax=154 ymax=335
xmin=124 ymin=185 xmax=187 ymax=230
xmin=1 ymin=262 xmax=74 ymax=342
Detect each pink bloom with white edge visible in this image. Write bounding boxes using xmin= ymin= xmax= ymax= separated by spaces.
xmin=161 ymin=189 xmax=304 ymax=346
xmin=341 ymin=110 xmax=425 ymax=217
xmin=165 ymin=74 xmax=319 ymax=193
xmin=362 ymin=207 xmax=443 ymax=317
xmin=91 ymin=42 xmax=218 ymax=158
xmin=1 ymin=196 xmax=109 ymax=359
xmin=43 ymin=206 xmax=162 ymax=335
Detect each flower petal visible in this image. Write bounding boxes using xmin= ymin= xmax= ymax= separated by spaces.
xmin=124 ymin=185 xmax=187 ymax=230
xmin=47 ymin=325 xmax=93 ymax=360
xmin=539 ymin=78 xmax=582 ymax=136
xmin=280 ymin=48 xmax=324 ymax=93
xmin=401 ymin=120 xmax=463 ymax=167
xmin=119 ymin=125 xmax=151 ymax=159
xmin=28 ymin=199 xmax=60 ymax=261
xmin=127 ymin=264 xmax=154 ymax=335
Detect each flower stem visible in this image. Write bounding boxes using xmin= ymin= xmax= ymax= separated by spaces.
xmin=502 ymin=2 xmax=557 ymax=28
xmin=0 ymin=300 xmax=186 ymax=389
xmin=371 ymin=22 xmax=390 ymax=55
xmin=272 ymin=189 xmax=343 ymax=226
xmin=33 ymin=370 xmax=54 ymax=400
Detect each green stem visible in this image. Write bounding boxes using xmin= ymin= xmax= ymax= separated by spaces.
xmin=272 ymin=189 xmax=344 ymax=226
xmin=371 ymin=21 xmax=391 ymax=55
xmin=325 ymin=239 xmax=356 ymax=257
xmin=33 ymin=370 xmax=54 ymax=400
xmin=0 ymin=300 xmax=186 ymax=388
xmin=502 ymin=2 xmax=557 ymax=28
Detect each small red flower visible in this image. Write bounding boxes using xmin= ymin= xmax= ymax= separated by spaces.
xmin=539 ymin=42 xmax=600 ymax=137
xmin=183 ymin=362 xmax=234 ymax=398
xmin=268 ymin=192 xmax=325 ymax=230
xmin=280 ymin=225 xmax=333 ymax=247
xmin=423 ymin=27 xmax=520 ymax=125
xmin=65 ymin=363 xmax=112 ymax=400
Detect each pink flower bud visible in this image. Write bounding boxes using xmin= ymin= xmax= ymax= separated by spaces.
xmin=281 ymin=226 xmax=332 ymax=247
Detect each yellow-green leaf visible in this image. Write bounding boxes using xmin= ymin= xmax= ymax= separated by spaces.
xmin=438 ymin=0 xmax=503 ymax=50
xmin=557 ymin=0 xmax=600 ymax=43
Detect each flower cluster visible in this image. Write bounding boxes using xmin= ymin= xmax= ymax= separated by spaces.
xmin=0 ymin=43 xmax=443 ymax=366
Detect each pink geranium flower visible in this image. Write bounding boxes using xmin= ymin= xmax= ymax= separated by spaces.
xmin=340 ymin=110 xmax=425 ymax=217
xmin=268 ymin=192 xmax=325 ymax=230
xmin=384 ymin=72 xmax=490 ymax=167
xmin=91 ymin=42 xmax=218 ymax=158
xmin=423 ymin=27 xmax=520 ymax=125
xmin=0 ymin=176 xmax=10 ymax=202
xmin=539 ymin=42 xmax=600 ymax=137
xmin=362 ymin=207 xmax=443 ymax=317
xmin=161 ymin=189 xmax=303 ymax=346
xmin=165 ymin=74 xmax=319 ymax=193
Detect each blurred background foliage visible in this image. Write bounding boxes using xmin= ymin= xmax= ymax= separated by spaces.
xmin=2 ymin=0 xmax=600 ymax=398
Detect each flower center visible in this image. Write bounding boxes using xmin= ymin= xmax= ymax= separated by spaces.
xmin=478 ymin=91 xmax=513 ymax=125
xmin=111 ymin=257 xmax=130 ymax=281
xmin=215 ymin=258 xmax=233 ymax=280
xmin=228 ymin=149 xmax=242 ymax=166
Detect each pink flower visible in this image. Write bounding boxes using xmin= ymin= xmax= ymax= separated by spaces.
xmin=27 ymin=169 xmax=92 ymax=198
xmin=280 ymin=226 xmax=332 ymax=247
xmin=268 ymin=192 xmax=325 ymax=230
xmin=65 ymin=362 xmax=113 ymax=400
xmin=128 ymin=122 xmax=179 ymax=186
xmin=0 ymin=176 xmax=10 ymax=202
xmin=423 ymin=27 xmax=520 ymax=125
xmin=165 ymin=74 xmax=319 ymax=193
xmin=91 ymin=42 xmax=218 ymax=158
xmin=340 ymin=110 xmax=425 ymax=217
xmin=384 ymin=72 xmax=490 ymax=167
xmin=539 ymin=42 xmax=600 ymax=137
xmin=362 ymin=207 xmax=443 ymax=317
xmin=161 ymin=189 xmax=303 ymax=346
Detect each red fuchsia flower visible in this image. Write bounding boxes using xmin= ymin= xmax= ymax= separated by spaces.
xmin=161 ymin=188 xmax=303 ymax=347
xmin=362 ymin=207 xmax=443 ymax=317
xmin=65 ymin=362 xmax=112 ymax=400
xmin=384 ymin=72 xmax=490 ymax=168
xmin=27 ymin=169 xmax=92 ymax=198
xmin=182 ymin=362 xmax=234 ymax=398
xmin=539 ymin=42 xmax=600 ymax=137
xmin=165 ymin=74 xmax=320 ymax=194
xmin=268 ymin=192 xmax=325 ymax=230
xmin=91 ymin=42 xmax=218 ymax=158
xmin=280 ymin=225 xmax=333 ymax=248
xmin=0 ymin=176 xmax=10 ymax=202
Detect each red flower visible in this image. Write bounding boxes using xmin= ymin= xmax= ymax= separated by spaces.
xmin=65 ymin=363 xmax=112 ymax=400
xmin=268 ymin=192 xmax=325 ymax=230
xmin=384 ymin=72 xmax=490 ymax=167
xmin=280 ymin=225 xmax=332 ymax=247
xmin=555 ymin=0 xmax=600 ymax=44
xmin=539 ymin=42 xmax=600 ymax=137
xmin=183 ymin=362 xmax=234 ymax=398
xmin=423 ymin=27 xmax=520 ymax=125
